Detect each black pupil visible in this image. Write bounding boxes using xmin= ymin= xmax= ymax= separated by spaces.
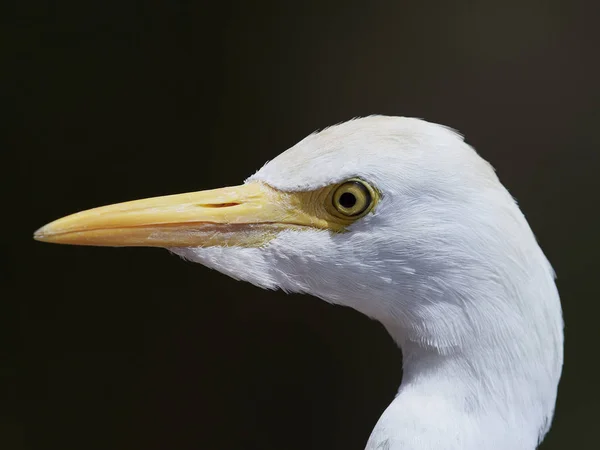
xmin=339 ymin=192 xmax=357 ymax=208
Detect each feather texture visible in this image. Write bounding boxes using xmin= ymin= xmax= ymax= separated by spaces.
xmin=172 ymin=116 xmax=563 ymax=450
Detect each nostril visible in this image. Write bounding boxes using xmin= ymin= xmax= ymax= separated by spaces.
xmin=197 ymin=202 xmax=241 ymax=208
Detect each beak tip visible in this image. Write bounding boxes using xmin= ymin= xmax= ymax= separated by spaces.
xmin=33 ymin=224 xmax=53 ymax=242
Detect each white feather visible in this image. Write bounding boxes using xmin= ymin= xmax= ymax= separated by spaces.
xmin=172 ymin=116 xmax=563 ymax=450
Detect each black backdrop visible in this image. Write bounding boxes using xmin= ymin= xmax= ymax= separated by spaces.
xmin=4 ymin=1 xmax=600 ymax=449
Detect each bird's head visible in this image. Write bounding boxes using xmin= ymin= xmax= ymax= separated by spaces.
xmin=35 ymin=116 xmax=554 ymax=350
xmin=35 ymin=115 xmax=564 ymax=448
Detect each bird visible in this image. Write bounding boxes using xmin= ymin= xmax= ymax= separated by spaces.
xmin=34 ymin=116 xmax=563 ymax=450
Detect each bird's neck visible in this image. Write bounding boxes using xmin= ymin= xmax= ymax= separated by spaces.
xmin=366 ymin=288 xmax=562 ymax=450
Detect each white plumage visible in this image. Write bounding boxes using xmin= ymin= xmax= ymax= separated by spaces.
xmin=36 ymin=116 xmax=563 ymax=450
xmin=174 ymin=117 xmax=563 ymax=449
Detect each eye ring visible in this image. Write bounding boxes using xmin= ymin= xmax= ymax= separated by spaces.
xmin=331 ymin=179 xmax=375 ymax=217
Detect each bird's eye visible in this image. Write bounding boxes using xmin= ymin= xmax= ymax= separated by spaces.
xmin=331 ymin=179 xmax=374 ymax=217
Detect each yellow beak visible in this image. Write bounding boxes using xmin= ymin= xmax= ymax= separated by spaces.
xmin=34 ymin=182 xmax=339 ymax=248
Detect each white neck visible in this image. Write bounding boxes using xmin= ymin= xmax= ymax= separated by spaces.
xmin=365 ymin=287 xmax=562 ymax=450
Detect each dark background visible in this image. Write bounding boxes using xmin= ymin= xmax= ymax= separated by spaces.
xmin=4 ymin=1 xmax=599 ymax=449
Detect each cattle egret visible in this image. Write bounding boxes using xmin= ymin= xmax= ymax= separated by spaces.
xmin=35 ymin=116 xmax=563 ymax=450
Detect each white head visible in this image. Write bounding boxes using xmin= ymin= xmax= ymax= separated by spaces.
xmin=35 ymin=116 xmax=563 ymax=449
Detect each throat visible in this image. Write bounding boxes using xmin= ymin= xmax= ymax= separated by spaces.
xmin=364 ymin=320 xmax=560 ymax=450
